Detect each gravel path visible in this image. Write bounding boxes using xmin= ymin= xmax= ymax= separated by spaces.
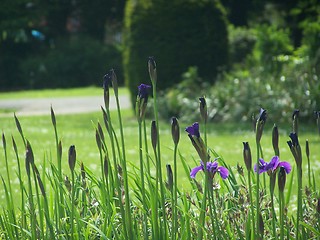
xmin=0 ymin=95 xmax=131 ymax=117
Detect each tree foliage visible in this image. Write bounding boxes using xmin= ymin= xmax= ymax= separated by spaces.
xmin=123 ymin=0 xmax=229 ymax=105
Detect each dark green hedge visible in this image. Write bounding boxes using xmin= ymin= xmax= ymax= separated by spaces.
xmin=21 ymin=36 xmax=123 ymax=89
xmin=123 ymin=0 xmax=229 ymax=105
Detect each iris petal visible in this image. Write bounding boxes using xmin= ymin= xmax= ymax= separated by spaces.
xmin=278 ymin=161 xmax=292 ymax=174
xmin=218 ymin=166 xmax=229 ymax=179
xmin=190 ymin=165 xmax=203 ymax=178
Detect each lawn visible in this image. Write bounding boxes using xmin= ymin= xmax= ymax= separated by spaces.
xmin=1 ymin=104 xmax=319 ymax=206
xmin=1 ymin=87 xmax=320 ymax=239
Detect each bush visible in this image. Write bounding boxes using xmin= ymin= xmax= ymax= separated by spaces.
xmin=123 ymin=0 xmax=229 ymax=105
xmin=21 ymin=36 xmax=123 ymax=89
xmin=156 ymin=55 xmax=319 ymax=123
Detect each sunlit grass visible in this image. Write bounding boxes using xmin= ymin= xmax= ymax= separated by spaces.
xmin=1 ymin=108 xmax=319 ymax=208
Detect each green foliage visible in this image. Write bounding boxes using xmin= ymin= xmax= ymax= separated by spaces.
xmin=21 ymin=36 xmax=123 ymax=88
xmin=123 ymin=0 xmax=229 ymax=105
xmin=228 ymin=25 xmax=256 ymax=65
xmin=251 ymin=24 xmax=294 ymax=75
xmin=157 ymin=54 xmax=319 ymax=123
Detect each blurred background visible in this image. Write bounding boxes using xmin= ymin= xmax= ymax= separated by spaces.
xmin=0 ymin=0 xmax=319 ymax=123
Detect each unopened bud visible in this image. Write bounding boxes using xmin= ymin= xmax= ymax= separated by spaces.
xmin=256 ymin=108 xmax=267 ymax=144
xmin=51 ymin=106 xmax=56 ymax=128
xmin=110 ymin=69 xmax=118 ymax=97
xmin=272 ymin=124 xmax=279 ymax=156
xmin=292 ymin=109 xmax=299 ymax=135
xmin=171 ymin=117 xmax=180 ymax=146
xmin=278 ymin=167 xmax=287 ymax=193
xmin=151 ymin=120 xmax=158 ymax=151
xmin=26 ymin=141 xmax=34 ymax=177
xmin=306 ymin=139 xmax=309 ymax=159
xmin=2 ymin=132 xmax=6 ymax=150
xmin=199 ymin=97 xmax=208 ymax=123
xmin=317 ymin=198 xmax=320 ymax=215
xmin=68 ymin=145 xmax=76 ymax=172
xmin=166 ymin=164 xmax=173 ymax=191
xmin=243 ymin=142 xmax=252 ymax=171
xmin=103 ymin=73 xmax=111 ymax=110
xmin=148 ymin=56 xmax=157 ymax=84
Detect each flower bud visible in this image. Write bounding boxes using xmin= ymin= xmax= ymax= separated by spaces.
xmin=151 ymin=120 xmax=158 ymax=151
xmin=2 ymin=132 xmax=6 ymax=150
xmin=287 ymin=132 xmax=302 ymax=168
xmin=256 ymin=108 xmax=267 ymax=144
xmin=110 ymin=68 xmax=118 ymax=97
xmin=95 ymin=129 xmax=102 ymax=150
xmin=317 ymin=198 xmax=320 ymax=215
xmin=25 ymin=141 xmax=34 ymax=176
xmin=166 ymin=164 xmax=173 ymax=191
xmin=278 ymin=166 xmax=287 ymax=193
xmin=306 ymin=139 xmax=309 ymax=159
xmin=68 ymin=145 xmax=76 ymax=173
xmin=243 ymin=142 xmax=252 ymax=171
xmin=199 ymin=97 xmax=207 ymax=123
xmin=171 ymin=117 xmax=180 ymax=146
xmin=272 ymin=124 xmax=279 ymax=156
xmin=103 ymin=73 xmax=111 ymax=110
xmin=292 ymin=109 xmax=299 ymax=135
xmin=51 ymin=106 xmax=56 ymax=128
xmin=148 ymin=56 xmax=157 ymax=84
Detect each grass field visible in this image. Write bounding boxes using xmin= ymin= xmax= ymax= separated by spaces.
xmin=1 ymin=87 xmax=320 ymax=238
xmin=1 ymin=105 xmax=319 ymax=206
xmin=0 ymin=87 xmax=319 ymax=197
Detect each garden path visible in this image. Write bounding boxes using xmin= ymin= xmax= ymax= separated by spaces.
xmin=0 ymin=95 xmax=131 ymax=117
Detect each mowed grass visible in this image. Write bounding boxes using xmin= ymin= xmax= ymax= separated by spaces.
xmin=1 ymin=105 xmax=320 ymax=208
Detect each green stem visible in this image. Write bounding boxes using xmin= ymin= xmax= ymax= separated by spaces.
xmin=115 ymin=94 xmax=133 ymax=239
xmin=173 ymin=143 xmax=178 ymax=239
xmin=152 ymin=81 xmax=167 ymax=238
xmin=296 ymin=166 xmax=302 ymax=240
xmin=138 ymin=121 xmax=148 ymax=239
xmin=248 ymin=170 xmax=255 ymax=238
xmin=256 ymin=142 xmax=261 ymax=240
xmin=279 ymin=190 xmax=284 ymax=240
xmin=209 ymin=187 xmax=217 ymax=240
xmin=105 ymin=108 xmax=128 ymax=238
xmin=70 ymin=171 xmax=75 ymax=240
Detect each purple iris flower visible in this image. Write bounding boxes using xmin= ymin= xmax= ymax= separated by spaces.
xmin=190 ymin=160 xmax=229 ymax=180
xmin=138 ymin=84 xmax=151 ymax=101
xmin=254 ymin=156 xmax=291 ymax=174
xmin=185 ymin=122 xmax=200 ymax=138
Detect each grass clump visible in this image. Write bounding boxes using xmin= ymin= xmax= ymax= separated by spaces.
xmin=1 ymin=59 xmax=320 ymax=239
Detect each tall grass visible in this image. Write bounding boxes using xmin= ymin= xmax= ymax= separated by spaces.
xmin=1 ymin=59 xmax=320 ymax=239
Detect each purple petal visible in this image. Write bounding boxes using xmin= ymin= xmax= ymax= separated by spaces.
xmin=278 ymin=161 xmax=292 ymax=174
xmin=185 ymin=122 xmax=200 ymax=138
xmin=254 ymin=159 xmax=267 ymax=173
xmin=218 ymin=166 xmax=229 ymax=179
xmin=268 ymin=156 xmax=280 ymax=171
xmin=206 ymin=161 xmax=218 ymax=172
xmin=190 ymin=165 xmax=203 ymax=178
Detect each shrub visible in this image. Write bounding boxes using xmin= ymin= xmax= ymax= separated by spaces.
xmin=21 ymin=36 xmax=123 ymax=89
xmin=123 ymin=0 xmax=229 ymax=105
